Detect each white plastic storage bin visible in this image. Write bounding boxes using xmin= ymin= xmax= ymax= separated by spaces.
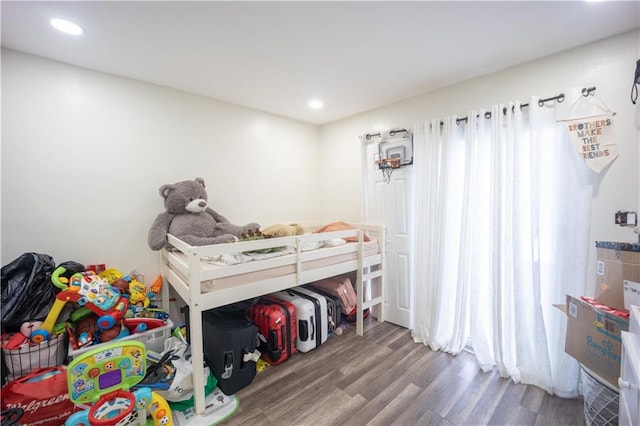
xmin=68 ymin=318 xmax=173 ymax=359
xmin=582 ymin=366 xmax=619 ymax=426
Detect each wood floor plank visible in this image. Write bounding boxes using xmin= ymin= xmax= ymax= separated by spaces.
xmin=486 ymin=380 xmax=527 ymax=425
xmin=444 ymin=368 xmax=497 ymax=424
xmin=274 ymin=382 xmax=345 ymax=424
xmin=303 ymin=391 xmax=368 ymax=426
xmin=343 ymin=368 xmax=432 ymax=425
xmin=263 ymin=373 xmax=334 ymax=422
xmin=386 ymin=327 xmax=416 ymax=351
xmin=389 ymin=382 xmax=440 ymax=426
xmin=411 ymin=350 xmax=456 ymax=389
xmin=223 ymin=319 xmax=585 ymax=426
xmin=535 ymin=392 xmax=585 ymax=426
xmin=336 ymin=345 xmax=394 ymax=393
xmin=224 ymin=407 xmax=269 ymax=426
xmin=427 ymin=371 xmax=473 ymax=418
xmin=461 ymin=367 xmax=511 ymax=425
xmin=415 ymin=408 xmax=455 ymax=426
xmin=345 ymin=337 xmax=429 ymax=400
xmin=510 ymin=406 xmax=539 ymax=426
xmin=520 ymin=383 xmax=546 ymax=413
xmin=365 ymin=382 xmax=422 ymax=426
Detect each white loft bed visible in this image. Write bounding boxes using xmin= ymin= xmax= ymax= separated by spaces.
xmin=158 ymin=223 xmax=385 ymax=416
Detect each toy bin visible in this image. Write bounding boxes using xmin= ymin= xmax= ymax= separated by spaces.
xmin=2 ymin=332 xmax=68 ymax=383
xmin=68 ymin=318 xmax=173 ymax=359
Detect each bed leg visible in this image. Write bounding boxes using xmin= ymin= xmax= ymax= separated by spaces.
xmin=189 ymin=303 xmax=206 ymax=415
xmin=356 ymin=270 xmax=364 ymax=336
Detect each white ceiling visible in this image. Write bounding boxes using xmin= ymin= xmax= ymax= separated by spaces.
xmin=2 ymin=1 xmax=639 ymax=125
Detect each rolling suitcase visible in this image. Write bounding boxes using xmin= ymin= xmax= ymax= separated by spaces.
xmin=289 ymin=287 xmax=328 ymax=345
xmin=270 ymin=290 xmax=315 ymax=353
xmin=194 ymin=308 xmax=259 ymax=396
xmin=305 ymin=285 xmax=342 ymax=333
xmin=310 ymin=275 xmax=357 ymax=316
xmin=248 ymin=297 xmax=297 ymax=365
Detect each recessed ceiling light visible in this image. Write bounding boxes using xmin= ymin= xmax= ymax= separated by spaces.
xmin=50 ymin=18 xmax=84 ymax=36
xmin=308 ymin=100 xmax=323 ymax=110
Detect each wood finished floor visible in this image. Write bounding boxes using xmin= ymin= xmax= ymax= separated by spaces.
xmin=224 ymin=318 xmax=585 ymax=426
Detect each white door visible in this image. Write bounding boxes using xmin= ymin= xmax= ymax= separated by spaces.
xmin=363 ymin=140 xmax=413 ymax=329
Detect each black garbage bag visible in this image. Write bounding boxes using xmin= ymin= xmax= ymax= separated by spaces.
xmin=1 ymin=253 xmax=57 ymax=333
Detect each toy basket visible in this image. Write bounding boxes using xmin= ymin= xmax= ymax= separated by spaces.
xmin=2 ymin=332 xmax=68 ymax=383
xmin=68 ymin=319 xmax=174 ymax=360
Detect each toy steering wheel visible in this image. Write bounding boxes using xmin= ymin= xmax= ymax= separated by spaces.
xmin=89 ymin=390 xmax=136 ymax=425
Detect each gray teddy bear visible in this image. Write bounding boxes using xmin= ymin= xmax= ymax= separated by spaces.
xmin=147 ymin=177 xmax=260 ymax=250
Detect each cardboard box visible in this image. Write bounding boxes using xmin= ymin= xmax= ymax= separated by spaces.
xmin=563 ymin=294 xmax=629 ymax=387
xmin=595 ymin=241 xmax=640 ymax=311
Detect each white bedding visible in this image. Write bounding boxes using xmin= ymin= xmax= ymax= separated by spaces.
xmin=203 ymin=237 xmax=349 ymax=266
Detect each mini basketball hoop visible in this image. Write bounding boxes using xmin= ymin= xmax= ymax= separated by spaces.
xmin=375 ymin=158 xmax=401 ymax=183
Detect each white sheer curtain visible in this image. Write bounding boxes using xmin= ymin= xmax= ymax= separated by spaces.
xmin=411 ymin=96 xmax=594 ymax=397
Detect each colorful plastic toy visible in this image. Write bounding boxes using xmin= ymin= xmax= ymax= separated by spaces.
xmin=65 ymin=340 xmax=173 ymax=426
xmin=128 ymin=279 xmax=150 ymax=308
xmin=148 ymin=275 xmax=163 ymax=298
xmin=30 ymin=267 xmax=129 ymax=344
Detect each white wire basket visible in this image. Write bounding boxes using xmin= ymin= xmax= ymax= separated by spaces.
xmin=581 ymin=366 xmax=619 ymax=426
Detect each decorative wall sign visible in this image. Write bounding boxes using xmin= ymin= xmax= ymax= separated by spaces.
xmin=564 ymin=112 xmax=617 ymax=172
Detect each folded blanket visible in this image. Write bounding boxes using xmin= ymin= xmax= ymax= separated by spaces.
xmin=314 ymin=221 xmax=371 ymax=242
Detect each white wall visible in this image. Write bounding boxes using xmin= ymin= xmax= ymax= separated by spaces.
xmin=2 ymin=30 xmax=639 ymax=296
xmin=1 ymin=49 xmax=321 ymax=283
xmin=320 ymin=29 xmax=640 ymax=295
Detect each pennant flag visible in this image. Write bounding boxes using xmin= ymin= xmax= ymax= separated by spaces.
xmin=564 ymin=112 xmax=617 ymax=172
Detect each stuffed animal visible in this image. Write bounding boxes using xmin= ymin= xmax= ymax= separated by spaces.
xmin=147 ymin=177 xmax=260 ymax=250
xmin=261 ymin=223 xmax=305 ymax=238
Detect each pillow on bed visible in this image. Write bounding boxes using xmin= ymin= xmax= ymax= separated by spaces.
xmin=314 ymin=221 xmax=371 ymax=242
xmin=322 ymin=238 xmax=347 ymax=247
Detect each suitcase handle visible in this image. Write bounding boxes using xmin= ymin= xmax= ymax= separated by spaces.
xmin=267 ymin=329 xmax=282 ymax=362
xmin=299 ymin=320 xmax=308 ymax=341
xmin=222 ymin=351 xmax=233 ymax=379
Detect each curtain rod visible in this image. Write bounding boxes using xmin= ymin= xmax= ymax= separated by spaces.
xmin=364 ymin=128 xmax=409 ymax=140
xmin=453 ymin=86 xmax=596 ymax=125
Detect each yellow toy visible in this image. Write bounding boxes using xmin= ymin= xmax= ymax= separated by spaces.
xmin=128 ymin=280 xmax=150 ymax=308
xmin=65 ymin=340 xmax=173 ymax=426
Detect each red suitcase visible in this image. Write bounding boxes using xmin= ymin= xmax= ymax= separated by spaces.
xmin=310 ymin=276 xmax=357 ymax=316
xmin=248 ymin=297 xmax=297 ymax=365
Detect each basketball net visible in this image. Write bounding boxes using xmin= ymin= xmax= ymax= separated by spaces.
xmin=375 ymin=158 xmax=400 ymax=184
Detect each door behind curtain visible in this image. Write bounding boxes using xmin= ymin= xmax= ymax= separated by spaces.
xmin=363 ymin=140 xmax=414 ymax=329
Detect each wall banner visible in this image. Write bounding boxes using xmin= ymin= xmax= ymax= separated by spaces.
xmin=564 ymin=112 xmax=617 ymax=173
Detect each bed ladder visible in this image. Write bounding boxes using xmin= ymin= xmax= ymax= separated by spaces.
xmin=355 ymin=226 xmax=385 ymax=336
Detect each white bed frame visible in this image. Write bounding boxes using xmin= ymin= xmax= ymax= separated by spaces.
xmin=159 ymin=223 xmax=385 ymax=416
